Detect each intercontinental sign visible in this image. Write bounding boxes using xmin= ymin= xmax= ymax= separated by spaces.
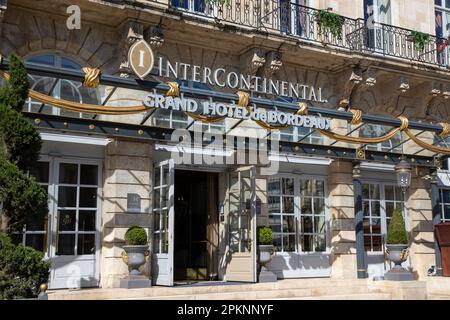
xmin=129 ymin=40 xmax=327 ymax=103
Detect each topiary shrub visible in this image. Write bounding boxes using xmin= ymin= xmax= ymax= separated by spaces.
xmin=386 ymin=207 xmax=408 ymax=245
xmin=124 ymin=226 xmax=148 ymax=245
xmin=258 ymin=226 xmax=273 ymax=245
xmin=0 ymin=233 xmax=50 ymax=299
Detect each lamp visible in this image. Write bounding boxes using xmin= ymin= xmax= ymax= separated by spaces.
xmin=395 ymin=159 xmax=412 ymax=193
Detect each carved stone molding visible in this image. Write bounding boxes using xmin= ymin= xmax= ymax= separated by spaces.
xmin=239 ymin=48 xmax=266 ymax=76
xmin=144 ymin=25 xmax=164 ymax=49
xmin=118 ymin=21 xmax=144 ymax=78
xmin=264 ymin=51 xmax=282 ymax=78
xmin=338 ymin=65 xmax=362 ymax=109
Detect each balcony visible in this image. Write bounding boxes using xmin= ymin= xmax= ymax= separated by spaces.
xmin=167 ymin=0 xmax=450 ymax=68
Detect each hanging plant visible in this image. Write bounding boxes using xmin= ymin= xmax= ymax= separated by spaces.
xmin=409 ymin=31 xmax=431 ymax=51
xmin=205 ymin=0 xmax=230 ymax=6
xmin=314 ymin=10 xmax=344 ymax=40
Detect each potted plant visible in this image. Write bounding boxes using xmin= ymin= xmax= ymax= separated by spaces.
xmin=408 ymin=31 xmax=431 ymax=51
xmin=314 ymin=9 xmax=344 ymax=40
xmin=385 ymin=208 xmax=413 ymax=280
xmin=257 ymin=226 xmax=277 ymax=282
xmin=122 ymin=226 xmax=149 ymax=276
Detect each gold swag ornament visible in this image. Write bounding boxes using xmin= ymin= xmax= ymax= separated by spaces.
xmin=82 ymin=67 xmax=101 ymax=88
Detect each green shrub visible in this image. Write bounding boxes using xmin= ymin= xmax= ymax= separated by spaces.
xmin=386 ymin=208 xmax=408 ymax=245
xmin=410 ymin=31 xmax=431 ymax=51
xmin=258 ymin=226 xmax=273 ymax=245
xmin=0 ymin=233 xmax=50 ymax=299
xmin=124 ymin=226 xmax=148 ymax=245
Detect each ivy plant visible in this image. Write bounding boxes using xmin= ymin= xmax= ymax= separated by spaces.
xmin=410 ymin=31 xmax=431 ymax=51
xmin=205 ymin=0 xmax=229 ymax=6
xmin=314 ymin=10 xmax=344 ymax=40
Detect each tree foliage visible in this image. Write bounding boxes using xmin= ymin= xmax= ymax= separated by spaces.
xmin=0 ymin=54 xmax=48 ymax=233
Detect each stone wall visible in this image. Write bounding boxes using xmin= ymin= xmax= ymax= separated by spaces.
xmin=101 ymin=138 xmax=153 ymax=288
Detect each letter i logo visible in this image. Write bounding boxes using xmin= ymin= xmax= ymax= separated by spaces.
xmin=128 ymin=40 xmax=154 ymax=79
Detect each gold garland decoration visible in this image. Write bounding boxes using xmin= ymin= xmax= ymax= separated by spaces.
xmin=82 ymin=67 xmax=101 ymax=88
xmin=1 ymin=70 xmax=149 ymax=115
xmin=404 ymin=129 xmax=450 ymax=155
xmin=439 ymin=122 xmax=450 ymax=139
xmin=317 ymin=115 xmax=409 ymax=144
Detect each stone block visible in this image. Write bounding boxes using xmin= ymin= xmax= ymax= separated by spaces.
xmin=328 ymin=183 xmax=354 ymax=197
xmin=103 ymin=183 xmax=151 ymax=199
xmin=105 ymin=155 xmax=151 ymax=171
xmin=330 ymin=254 xmax=357 ymax=279
xmin=107 ymin=140 xmax=153 ymax=157
xmin=106 ymin=169 xmax=150 ymax=185
xmin=331 ymin=219 xmax=355 ymax=232
xmin=113 ymin=213 xmax=152 ymax=228
xmin=329 ymin=207 xmax=355 ymax=219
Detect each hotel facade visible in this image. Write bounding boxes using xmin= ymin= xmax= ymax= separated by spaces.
xmin=1 ymin=0 xmax=450 ymax=290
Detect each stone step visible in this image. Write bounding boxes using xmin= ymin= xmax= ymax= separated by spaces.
xmin=49 ymin=279 xmax=374 ymax=300
xmin=276 ymin=293 xmax=392 ymax=300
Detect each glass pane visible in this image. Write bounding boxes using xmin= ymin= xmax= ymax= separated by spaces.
xmin=444 ymin=205 xmax=450 ymax=220
xmin=164 ymin=168 xmax=170 ymax=187
xmin=153 ymin=212 xmax=161 ymax=231
xmin=283 ymin=235 xmax=296 ymax=252
xmin=372 ymin=219 xmax=382 ymax=234
xmin=269 ymin=215 xmax=281 ymax=232
xmin=28 ymin=54 xmax=55 ymax=66
xmin=27 ymin=214 xmax=47 ymax=231
xmin=58 ymin=187 xmax=77 ymax=207
xmin=268 ymin=196 xmax=281 ymax=213
xmin=10 ymin=233 xmax=23 ymax=245
xmin=314 ymin=216 xmax=326 ymax=233
xmin=57 ymin=234 xmax=75 ymax=255
xmin=363 ymin=201 xmax=370 ymax=217
xmin=314 ymin=180 xmax=325 ymax=196
xmin=301 ymin=197 xmax=312 ymax=215
xmin=370 ymin=185 xmax=380 ymax=200
xmin=283 ymin=197 xmax=294 ymax=213
xmin=301 ymin=216 xmax=313 ymax=233
xmin=372 ymin=235 xmax=382 ymax=251
xmin=162 ymin=231 xmax=169 ymax=253
xmin=58 ymin=210 xmax=76 ymax=231
xmin=282 ymin=178 xmax=294 ymax=195
xmin=25 ymin=234 xmax=45 ymax=252
xmin=301 ymin=180 xmax=313 ymax=196
xmin=154 ymin=188 xmax=161 ymax=210
xmin=79 ymin=188 xmax=97 ymax=208
xmin=79 ymin=210 xmax=96 ymax=231
xmin=77 ymin=234 xmax=95 ymax=255
xmin=314 ymin=198 xmax=325 ymax=215
xmin=80 ymin=165 xmax=98 ymax=185
xmin=394 ymin=186 xmax=403 ymax=202
xmin=386 ymin=202 xmax=394 ymax=218
xmin=283 ymin=215 xmax=295 ymax=233
xmin=315 ymin=234 xmax=326 ymax=252
xmin=154 ymin=167 xmax=161 ymax=187
xmin=301 ymin=234 xmax=313 ymax=252
xmin=371 ymin=201 xmax=380 ymax=217
xmin=153 ymin=232 xmax=160 ymax=253
xmin=443 ymin=190 xmax=450 ymax=203
xmin=59 ymin=163 xmax=78 ymax=184
xmin=385 ymin=185 xmax=394 ymax=201
xmin=61 ymin=57 xmax=81 ymax=70
xmin=364 ymin=235 xmax=372 ymax=251
xmin=362 ymin=184 xmax=370 ymax=199
xmin=268 ymin=179 xmax=281 ymax=195
xmin=31 ymin=162 xmax=49 ymax=183
xmin=273 ymin=234 xmax=282 ymax=252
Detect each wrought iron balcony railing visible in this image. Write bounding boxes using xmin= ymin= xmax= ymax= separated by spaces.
xmin=168 ymin=0 xmax=450 ymax=67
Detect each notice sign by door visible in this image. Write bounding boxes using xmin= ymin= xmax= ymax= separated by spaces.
xmin=127 ymin=193 xmax=141 ymax=213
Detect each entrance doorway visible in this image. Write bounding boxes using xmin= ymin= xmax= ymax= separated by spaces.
xmin=174 ymin=170 xmax=219 ymax=282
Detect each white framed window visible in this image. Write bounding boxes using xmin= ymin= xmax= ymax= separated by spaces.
xmin=362 ymin=182 xmax=405 ymax=252
xmin=268 ymin=175 xmax=327 ymax=253
xmin=25 ymin=54 xmax=100 ymax=118
xmin=439 ymin=189 xmax=450 ymax=223
xmin=436 ymin=0 xmax=450 ymax=38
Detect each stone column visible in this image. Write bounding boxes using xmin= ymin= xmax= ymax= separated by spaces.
xmin=408 ymin=166 xmax=435 ymax=279
xmin=328 ymin=159 xmax=357 ymax=279
xmin=101 ymin=138 xmax=153 ymax=288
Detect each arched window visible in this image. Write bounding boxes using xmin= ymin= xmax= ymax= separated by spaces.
xmin=25 ymin=54 xmax=101 ymax=118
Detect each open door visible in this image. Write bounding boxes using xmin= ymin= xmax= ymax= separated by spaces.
xmin=152 ymin=159 xmax=175 ymax=286
xmin=225 ymin=166 xmax=257 ymax=282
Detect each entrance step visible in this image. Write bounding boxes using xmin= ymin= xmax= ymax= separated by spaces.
xmin=49 ymin=279 xmax=384 ymax=300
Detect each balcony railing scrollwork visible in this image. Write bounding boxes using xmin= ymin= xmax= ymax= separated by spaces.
xmin=168 ymin=0 xmax=450 ymax=67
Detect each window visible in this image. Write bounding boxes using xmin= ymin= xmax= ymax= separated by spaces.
xmin=439 ymin=189 xmax=450 ymax=222
xmin=25 ymin=54 xmax=100 ymax=118
xmin=359 ymin=124 xmax=403 ymax=153
xmin=11 ymin=161 xmax=49 ymax=253
xmin=362 ymin=183 xmax=405 ymax=252
xmin=268 ymin=176 xmax=327 ymax=253
xmin=436 ymin=0 xmax=450 ymax=39
xmin=171 ymin=0 xmax=213 ymax=15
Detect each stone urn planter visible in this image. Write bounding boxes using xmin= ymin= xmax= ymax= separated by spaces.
xmin=120 ymin=226 xmax=151 ymax=288
xmin=122 ymin=245 xmax=149 ymax=276
xmin=384 ymin=208 xmax=414 ymax=281
xmin=257 ymin=227 xmax=277 ymax=283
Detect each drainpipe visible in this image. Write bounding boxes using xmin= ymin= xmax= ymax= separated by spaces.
xmin=353 ymin=162 xmax=368 ymax=279
xmin=430 ymin=169 xmax=443 ymax=276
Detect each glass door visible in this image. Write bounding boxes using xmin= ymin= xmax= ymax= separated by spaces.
xmin=49 ymin=159 xmax=101 ymax=289
xmin=152 ymin=159 xmax=175 ymax=286
xmin=364 ymin=0 xmax=392 ymax=52
xmin=225 ymin=166 xmax=257 ymax=282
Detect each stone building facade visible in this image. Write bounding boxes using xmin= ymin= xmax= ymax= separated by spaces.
xmin=1 ymin=0 xmax=450 ymax=289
